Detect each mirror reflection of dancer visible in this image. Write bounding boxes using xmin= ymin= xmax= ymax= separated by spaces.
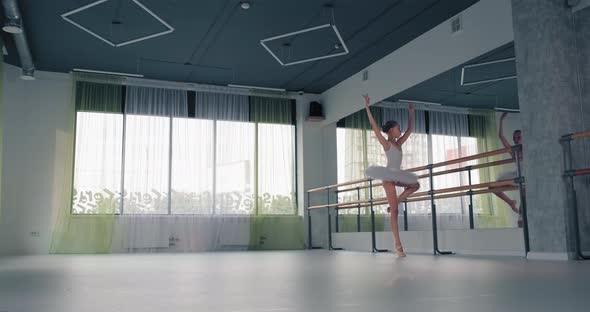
xmin=493 ymin=112 xmax=523 ymax=227
xmin=363 ymin=94 xmax=420 ymax=257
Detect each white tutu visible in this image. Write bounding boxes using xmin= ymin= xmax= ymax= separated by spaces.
xmin=497 ymin=170 xmax=517 ymax=181
xmin=365 ymin=166 xmax=418 ymax=185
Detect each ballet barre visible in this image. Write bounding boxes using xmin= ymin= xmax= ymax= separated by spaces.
xmin=336 ymin=159 xmax=516 ymax=193
xmin=561 ymin=131 xmax=590 ymax=259
xmin=306 ymin=145 xmax=528 ymax=255
xmin=309 ymin=181 xmax=518 ymax=210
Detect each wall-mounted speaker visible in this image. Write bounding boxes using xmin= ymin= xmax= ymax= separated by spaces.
xmin=307 ymin=101 xmax=325 ymax=121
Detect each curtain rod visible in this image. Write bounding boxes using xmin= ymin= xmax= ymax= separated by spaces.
xmin=376 ymin=100 xmax=498 ymax=116
xmin=71 ymin=72 xmax=305 ymax=100
xmin=123 ymin=77 xmax=301 ymax=99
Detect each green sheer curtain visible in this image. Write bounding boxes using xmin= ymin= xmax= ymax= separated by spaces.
xmin=75 ymin=81 xmax=122 ymax=113
xmin=247 ymin=96 xmax=304 ymax=249
xmin=248 ymin=216 xmax=304 ymax=250
xmin=249 ymin=96 xmax=293 ymax=124
xmin=50 ymin=74 xmax=124 ymax=253
xmin=469 ymin=113 xmax=510 ymax=228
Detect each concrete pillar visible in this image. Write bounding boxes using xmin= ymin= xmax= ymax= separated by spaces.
xmin=297 ymin=95 xmax=337 ymax=249
xmin=512 ymin=0 xmax=590 ymax=258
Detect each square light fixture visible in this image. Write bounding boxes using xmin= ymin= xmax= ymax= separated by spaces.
xmin=460 ymin=57 xmax=516 ymax=86
xmin=260 ymin=24 xmax=349 ymax=66
xmin=62 ymin=0 xmax=174 ymax=47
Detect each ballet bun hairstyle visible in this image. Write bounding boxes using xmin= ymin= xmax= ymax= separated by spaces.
xmin=381 ymin=120 xmax=399 ymax=133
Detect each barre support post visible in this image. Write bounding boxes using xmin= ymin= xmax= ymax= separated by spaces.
xmin=468 ymin=166 xmax=475 ymax=230
xmin=369 ymin=179 xmax=388 ymax=252
xmin=327 ymin=187 xmax=343 ymax=251
xmin=429 ymin=164 xmax=453 ymax=255
xmin=513 ymin=144 xmax=529 ymax=254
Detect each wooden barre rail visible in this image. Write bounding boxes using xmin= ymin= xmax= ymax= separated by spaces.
xmin=310 ymin=185 xmax=519 ymax=210
xmin=307 ymin=146 xmax=515 ymax=194
xmin=405 ymin=185 xmax=519 ymax=203
xmin=410 ymin=179 xmax=515 ymax=197
xmin=308 ymin=179 xmax=517 ymax=210
xmin=307 ymin=178 xmax=370 ymax=193
xmin=574 ymin=168 xmax=590 ymax=176
xmin=571 ymin=131 xmax=590 ymax=140
xmin=336 ymin=158 xmax=515 ymax=193
xmin=407 ymin=147 xmax=512 ymax=172
xmin=416 ymin=158 xmax=515 ymax=179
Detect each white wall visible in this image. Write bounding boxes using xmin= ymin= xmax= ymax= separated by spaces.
xmin=296 ymin=94 xmax=338 ymax=248
xmin=319 ymin=0 xmax=515 ymax=125
xmin=0 ymin=64 xmax=72 ymax=255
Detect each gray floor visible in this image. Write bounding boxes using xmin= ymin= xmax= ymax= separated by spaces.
xmin=1 ymin=251 xmax=589 ymax=312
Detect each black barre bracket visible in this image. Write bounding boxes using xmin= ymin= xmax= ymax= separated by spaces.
xmin=514 ymin=176 xmax=526 ymax=184
xmin=563 ymin=170 xmax=577 ymax=177
xmin=560 ymin=134 xmax=573 ymax=142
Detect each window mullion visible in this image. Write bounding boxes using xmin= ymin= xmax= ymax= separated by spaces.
xmin=168 ymin=114 xmax=173 ymax=215
xmin=254 ymin=122 xmax=259 ymax=216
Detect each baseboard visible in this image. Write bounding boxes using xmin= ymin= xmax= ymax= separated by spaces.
xmin=453 ymin=249 xmax=526 ymax=257
xmin=526 ymin=252 xmax=570 ymax=261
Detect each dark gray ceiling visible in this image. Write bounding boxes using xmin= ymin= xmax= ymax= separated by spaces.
xmin=389 ymin=42 xmax=518 ymax=110
xmin=2 ymin=0 xmax=479 ymax=93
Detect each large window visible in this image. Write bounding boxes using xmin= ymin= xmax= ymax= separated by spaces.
xmin=216 ymin=120 xmax=256 ymax=214
xmin=336 ymin=109 xmax=482 ymax=215
xmin=258 ymin=123 xmax=296 ymax=215
xmin=72 ymin=85 xmax=296 ymax=215
xmin=171 ymin=118 xmax=214 ymax=214
xmin=123 ymin=114 xmax=170 ymax=214
xmin=72 ymin=112 xmax=123 ymax=214
xmin=431 ymin=134 xmax=480 ymax=214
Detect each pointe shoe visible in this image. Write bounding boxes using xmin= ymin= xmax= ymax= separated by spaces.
xmin=510 ymin=200 xmax=520 ymax=214
xmin=516 ymin=203 xmax=523 ymax=228
xmin=395 ymin=244 xmax=406 ymax=257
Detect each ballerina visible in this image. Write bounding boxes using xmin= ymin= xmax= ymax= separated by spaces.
xmin=492 ymin=112 xmax=523 ymax=226
xmin=363 ymin=94 xmax=420 ymax=257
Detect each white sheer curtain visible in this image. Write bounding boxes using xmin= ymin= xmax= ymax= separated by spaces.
xmin=429 ymin=111 xmax=471 ymax=229
xmin=71 ymin=85 xmax=300 ymax=252
xmin=171 ymin=117 xmax=214 ymax=214
xmin=115 ymin=87 xmax=189 ymax=251
xmin=216 ymin=120 xmax=255 ymax=214
xmin=258 ymin=123 xmax=296 ymax=214
xmin=72 ymin=112 xmax=123 ymax=214
xmin=123 ymin=86 xmax=187 ymax=214
xmin=193 ymin=92 xmax=255 ymax=215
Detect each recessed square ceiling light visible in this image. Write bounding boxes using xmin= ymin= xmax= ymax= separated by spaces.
xmin=61 ymin=0 xmax=174 ymax=47
xmin=260 ymin=24 xmax=349 ymax=66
